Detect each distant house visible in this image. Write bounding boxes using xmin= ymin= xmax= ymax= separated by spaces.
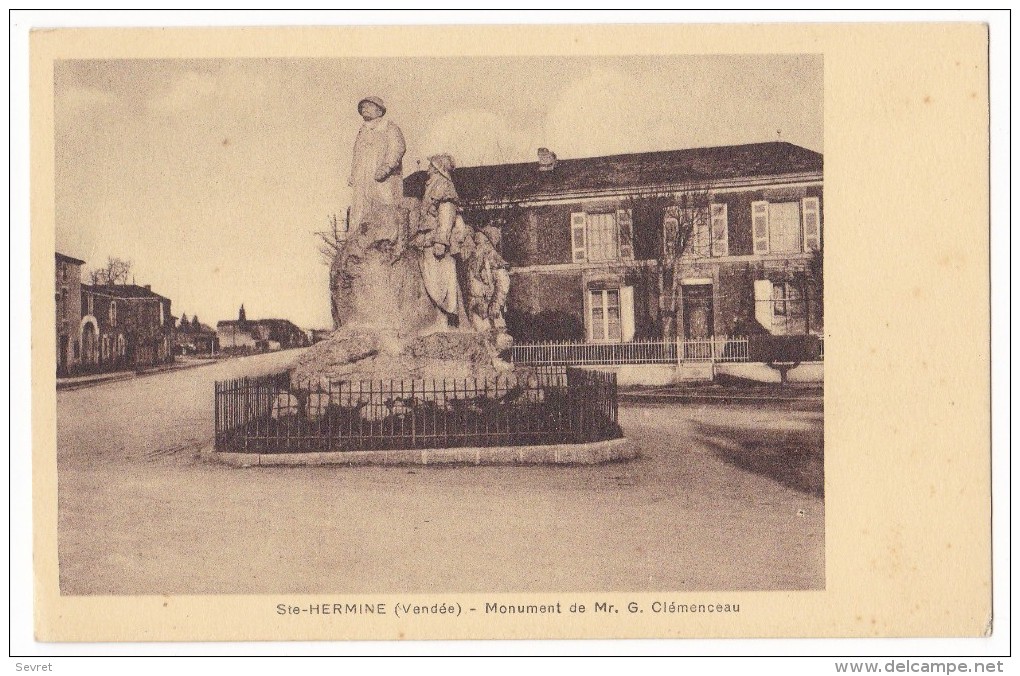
xmin=55 ymin=251 xmax=176 ymax=376
xmin=256 ymin=319 xmax=310 ymax=349
xmin=406 ymin=141 xmax=823 ymax=344
xmin=80 ymin=283 xmax=175 ymax=372
xmin=175 ymin=315 xmax=220 ymax=356
xmin=55 ymin=252 xmax=85 ymax=375
xmin=216 ymin=305 xmax=309 ymax=353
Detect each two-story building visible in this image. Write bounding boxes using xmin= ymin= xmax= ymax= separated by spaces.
xmin=55 ymin=251 xmax=176 ymax=376
xmin=55 ymin=252 xmax=85 ymax=375
xmin=79 ymin=283 xmax=175 ymax=372
xmin=411 ymin=141 xmax=823 ymax=346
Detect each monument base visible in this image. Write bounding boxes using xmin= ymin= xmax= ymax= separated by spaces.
xmin=290 ymin=325 xmax=516 ymax=386
xmin=204 ymin=437 xmax=637 ymax=467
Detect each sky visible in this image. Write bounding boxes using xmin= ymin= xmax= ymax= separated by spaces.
xmin=54 ymin=55 xmax=822 ymax=329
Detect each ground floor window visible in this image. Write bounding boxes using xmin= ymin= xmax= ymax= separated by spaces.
xmin=589 ymin=289 xmax=621 ymax=342
xmin=588 ymin=286 xmax=635 ymax=343
xmin=754 ymin=279 xmax=818 ymax=335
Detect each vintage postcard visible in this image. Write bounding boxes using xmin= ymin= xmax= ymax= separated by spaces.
xmin=28 ymin=21 xmax=991 ymax=643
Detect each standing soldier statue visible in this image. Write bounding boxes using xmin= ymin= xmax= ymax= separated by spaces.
xmin=347 ymin=96 xmax=406 ymax=248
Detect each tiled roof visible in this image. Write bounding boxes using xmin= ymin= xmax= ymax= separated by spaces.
xmin=83 ymin=284 xmax=170 ymax=301
xmin=56 ymin=252 xmax=85 ymax=265
xmin=404 ymin=141 xmax=822 ymax=203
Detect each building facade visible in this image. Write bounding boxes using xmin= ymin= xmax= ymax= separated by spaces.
xmin=79 ymin=284 xmax=175 ymax=372
xmin=55 ymin=252 xmax=85 ymax=375
xmin=217 ymin=306 xmax=309 ymax=353
xmin=175 ymin=315 xmax=220 ymax=356
xmin=408 ymin=142 xmax=823 ymax=345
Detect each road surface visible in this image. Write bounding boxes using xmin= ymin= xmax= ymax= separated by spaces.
xmin=56 ymin=350 xmax=824 ymax=595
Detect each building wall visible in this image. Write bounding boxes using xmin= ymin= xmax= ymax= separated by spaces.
xmin=79 ymin=289 xmax=173 ymax=373
xmin=55 ymin=258 xmax=83 ymax=373
xmin=121 ymin=297 xmax=173 ymax=367
xmin=506 ymin=270 xmax=585 ymax=342
xmin=218 ymin=324 xmax=259 ymax=351
xmin=81 ymin=291 xmax=129 ymax=373
xmin=488 ymin=182 xmax=823 ymax=343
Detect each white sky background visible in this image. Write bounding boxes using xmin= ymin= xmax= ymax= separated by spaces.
xmin=55 ymin=55 xmax=822 ymax=329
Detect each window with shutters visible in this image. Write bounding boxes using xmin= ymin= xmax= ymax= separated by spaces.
xmin=755 ymin=280 xmax=810 ymax=335
xmin=772 ymin=282 xmax=807 ymax=335
xmin=751 ymin=198 xmax=822 ymax=256
xmin=570 ymin=209 xmax=635 ymax=263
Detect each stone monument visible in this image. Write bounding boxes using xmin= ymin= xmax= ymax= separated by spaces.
xmin=290 ymin=97 xmax=515 ymax=388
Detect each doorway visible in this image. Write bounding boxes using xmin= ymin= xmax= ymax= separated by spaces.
xmin=58 ymin=335 xmax=68 ymax=374
xmin=682 ymin=284 xmax=714 ymax=339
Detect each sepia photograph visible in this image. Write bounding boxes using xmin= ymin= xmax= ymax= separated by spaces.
xmin=21 ymin=17 xmax=996 ymax=651
xmin=53 ymin=53 xmax=824 ymax=597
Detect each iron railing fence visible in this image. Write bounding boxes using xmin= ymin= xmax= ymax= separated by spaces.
xmin=214 ymin=366 xmax=619 ymax=454
xmin=510 ymin=336 xmax=750 ymax=366
xmin=510 ymin=335 xmax=824 ymax=366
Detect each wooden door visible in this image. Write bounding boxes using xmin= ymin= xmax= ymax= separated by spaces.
xmin=682 ymin=284 xmax=714 ymax=339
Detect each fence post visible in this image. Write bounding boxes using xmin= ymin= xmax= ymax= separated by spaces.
xmin=711 ymin=335 xmax=720 ymax=381
xmin=676 ymin=333 xmax=683 ymax=366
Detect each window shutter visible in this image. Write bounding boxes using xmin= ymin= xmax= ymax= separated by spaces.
xmin=802 ymin=197 xmax=821 ymax=252
xmin=753 ymin=279 xmax=774 ymax=332
xmin=617 ymin=208 xmax=634 ymax=260
xmin=570 ymin=212 xmax=587 ymax=263
xmin=620 ymin=286 xmax=635 ymax=342
xmin=710 ymin=203 xmax=729 ymax=257
xmin=752 ymin=201 xmax=770 ymax=255
xmin=586 ymin=289 xmax=598 ymax=342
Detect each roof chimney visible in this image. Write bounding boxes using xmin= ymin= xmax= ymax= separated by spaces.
xmin=537 ymin=147 xmax=557 ymax=172
xmin=144 ymin=284 xmax=151 ymax=291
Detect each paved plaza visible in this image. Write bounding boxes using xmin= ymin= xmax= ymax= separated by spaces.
xmin=56 ymin=350 xmax=824 ymax=595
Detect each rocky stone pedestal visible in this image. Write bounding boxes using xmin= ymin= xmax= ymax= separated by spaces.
xmin=290 ymin=327 xmax=513 ymax=385
xmin=286 ymin=326 xmax=524 ymax=422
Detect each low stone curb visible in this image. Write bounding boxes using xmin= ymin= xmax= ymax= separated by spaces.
xmin=57 ymin=359 xmax=217 ymax=391
xmin=56 ymin=372 xmax=136 ymax=391
xmin=202 ymin=437 xmax=636 ymax=467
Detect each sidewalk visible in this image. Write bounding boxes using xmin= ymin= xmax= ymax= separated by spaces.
xmin=56 ymin=358 xmax=220 ymax=391
xmin=620 ymin=381 xmax=823 ymax=407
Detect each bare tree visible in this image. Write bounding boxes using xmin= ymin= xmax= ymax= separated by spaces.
xmin=315 ymin=211 xmax=349 ymax=267
xmin=315 ymin=211 xmax=353 ymax=330
xmin=88 ymin=256 xmax=133 ymax=285
xmin=625 ymin=182 xmax=713 ymax=340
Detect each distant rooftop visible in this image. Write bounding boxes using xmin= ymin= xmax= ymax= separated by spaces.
xmin=405 ymin=141 xmax=822 ymax=203
xmin=55 ymin=252 xmax=85 ymax=265
xmin=83 ymin=283 xmax=170 ymax=302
